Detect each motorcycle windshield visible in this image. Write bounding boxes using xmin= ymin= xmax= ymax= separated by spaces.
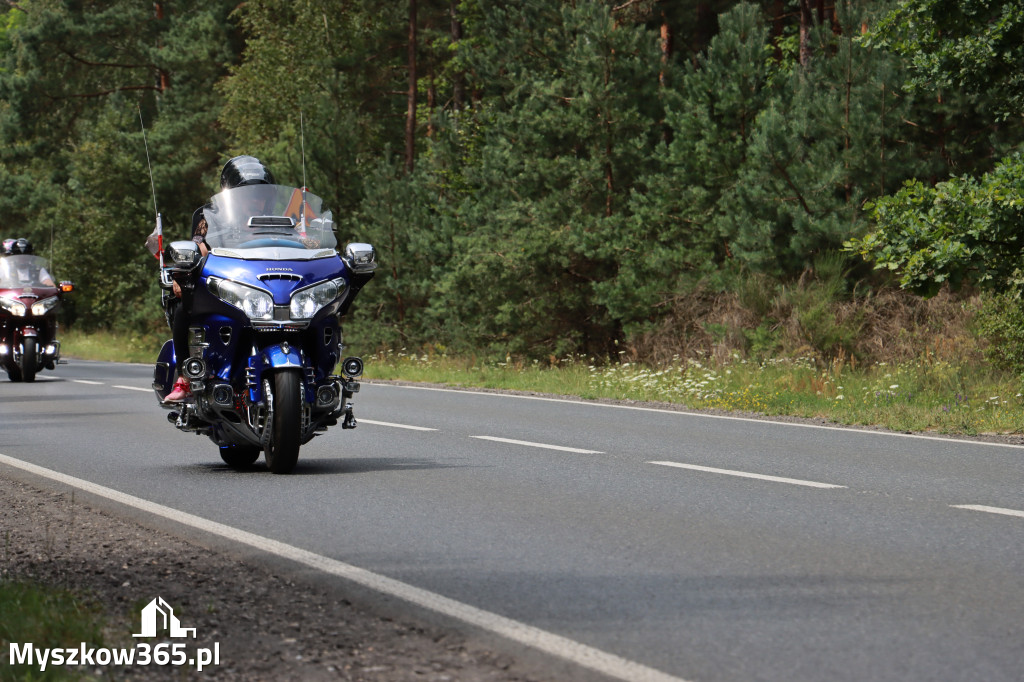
xmin=202 ymin=184 xmax=337 ymax=251
xmin=0 ymin=255 xmax=55 ymax=289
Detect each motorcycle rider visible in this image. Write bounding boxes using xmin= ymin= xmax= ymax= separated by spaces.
xmin=0 ymin=238 xmax=55 ymax=286
xmin=3 ymin=237 xmax=33 ymax=257
xmin=164 ymin=155 xmax=277 ymax=402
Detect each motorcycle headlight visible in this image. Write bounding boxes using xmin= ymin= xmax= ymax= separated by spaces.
xmin=0 ymin=297 xmax=26 ymax=317
xmin=207 ymin=277 xmax=274 ymax=320
xmin=290 ymin=278 xmax=345 ymax=320
xmin=31 ymin=297 xmax=59 ymax=316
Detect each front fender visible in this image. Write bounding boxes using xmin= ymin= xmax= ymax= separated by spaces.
xmin=247 ymin=344 xmax=309 ymax=404
xmin=260 ymin=344 xmax=303 ymax=370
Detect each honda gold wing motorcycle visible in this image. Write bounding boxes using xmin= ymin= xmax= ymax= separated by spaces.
xmin=0 ymin=254 xmax=74 ymax=382
xmin=152 ymin=183 xmax=376 ymax=473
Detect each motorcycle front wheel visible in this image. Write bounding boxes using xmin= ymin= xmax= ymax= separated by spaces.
xmin=20 ymin=337 xmax=37 ymax=382
xmin=264 ymin=371 xmax=301 ymax=474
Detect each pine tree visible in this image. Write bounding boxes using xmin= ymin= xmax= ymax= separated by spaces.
xmin=633 ymin=2 xmax=770 ymax=292
xmin=418 ymin=0 xmax=665 ymax=356
xmin=0 ymin=0 xmax=241 ymax=330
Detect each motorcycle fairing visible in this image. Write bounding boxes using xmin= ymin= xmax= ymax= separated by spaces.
xmin=198 ymin=251 xmax=347 ymax=307
xmin=153 ymin=339 xmax=176 ymax=400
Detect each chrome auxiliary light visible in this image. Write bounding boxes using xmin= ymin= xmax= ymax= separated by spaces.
xmin=341 ymin=356 xmax=363 ymax=378
xmin=316 ymin=384 xmax=338 ymax=407
xmin=212 ymin=384 xmax=234 ymax=405
xmin=182 ymin=357 xmax=207 ymax=380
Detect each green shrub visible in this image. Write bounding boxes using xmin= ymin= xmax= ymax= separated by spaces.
xmin=974 ymin=291 xmax=1024 ymax=374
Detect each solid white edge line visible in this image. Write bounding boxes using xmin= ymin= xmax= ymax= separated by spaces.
xmin=951 ymin=504 xmax=1024 ymax=518
xmin=369 ymin=382 xmax=1024 ymax=451
xmin=0 ymin=453 xmax=688 ymax=682
xmin=113 ymin=385 xmax=151 ymax=392
xmin=359 ymin=419 xmax=437 ymax=431
xmin=72 ymin=379 xmax=104 ymax=385
xmin=471 ymin=435 xmax=603 ymax=454
xmin=649 ymin=461 xmax=846 ymax=489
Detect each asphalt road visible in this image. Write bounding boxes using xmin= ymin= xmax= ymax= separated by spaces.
xmin=2 ymin=359 xmax=1023 ymax=682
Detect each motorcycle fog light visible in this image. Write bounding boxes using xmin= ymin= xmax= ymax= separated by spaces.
xmin=182 ymin=357 xmax=207 ymax=379
xmin=45 ymin=344 xmax=57 ymax=355
xmin=341 ymin=356 xmax=363 ymax=378
xmin=212 ymin=385 xmax=234 ymax=405
xmin=316 ymin=385 xmax=337 ymax=406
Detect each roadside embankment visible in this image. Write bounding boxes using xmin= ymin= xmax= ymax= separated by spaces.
xmin=0 ymin=472 xmax=539 ymax=681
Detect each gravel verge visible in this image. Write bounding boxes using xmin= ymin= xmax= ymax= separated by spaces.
xmin=0 ymin=472 xmax=543 ymax=682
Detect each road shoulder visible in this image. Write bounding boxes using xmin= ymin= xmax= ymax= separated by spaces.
xmin=0 ymin=471 xmax=539 ymax=681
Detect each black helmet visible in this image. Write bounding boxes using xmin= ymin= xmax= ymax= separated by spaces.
xmin=220 ymin=156 xmax=276 ymax=190
xmin=5 ymin=238 xmax=32 ymax=255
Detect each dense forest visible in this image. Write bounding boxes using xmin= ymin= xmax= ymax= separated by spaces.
xmin=1 ymin=0 xmax=1022 ymax=365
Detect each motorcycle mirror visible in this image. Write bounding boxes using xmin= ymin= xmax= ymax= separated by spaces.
xmin=344 ymin=243 xmax=377 ymax=274
xmin=59 ymin=281 xmax=74 ymax=293
xmin=164 ymin=241 xmax=202 ymax=272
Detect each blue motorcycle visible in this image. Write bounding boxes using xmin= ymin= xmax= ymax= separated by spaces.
xmin=152 ymin=183 xmax=375 ymax=473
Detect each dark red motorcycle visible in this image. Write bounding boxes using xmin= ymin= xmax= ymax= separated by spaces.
xmin=0 ymin=254 xmax=73 ymax=382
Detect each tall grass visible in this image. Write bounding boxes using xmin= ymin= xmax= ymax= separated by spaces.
xmin=60 ymin=328 xmax=164 ymax=364
xmin=0 ymin=579 xmax=107 ymax=681
xmin=364 ymin=350 xmax=1023 ymax=436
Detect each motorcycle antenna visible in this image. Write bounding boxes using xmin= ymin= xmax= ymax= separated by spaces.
xmin=138 ymin=105 xmax=164 ymax=269
xmin=300 ymin=110 xmax=308 ymax=190
xmin=299 ymin=110 xmax=307 ymax=236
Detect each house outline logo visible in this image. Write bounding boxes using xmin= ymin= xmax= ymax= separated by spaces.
xmin=133 ymin=596 xmax=197 ymax=639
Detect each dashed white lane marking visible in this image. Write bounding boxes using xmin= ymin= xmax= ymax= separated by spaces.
xmin=112 ymin=385 xmax=151 ymax=392
xmin=0 ymin=453 xmax=689 ymax=682
xmin=471 ymin=436 xmax=603 ymax=454
xmin=359 ymin=419 xmax=438 ymax=431
xmin=72 ymin=379 xmax=104 ymax=385
xmin=649 ymin=461 xmax=846 ymax=489
xmin=951 ymin=504 xmax=1024 ymax=519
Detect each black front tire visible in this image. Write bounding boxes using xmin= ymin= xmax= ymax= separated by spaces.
xmin=219 ymin=444 xmax=261 ymax=468
xmin=20 ymin=337 xmax=37 ymax=383
xmin=264 ymin=371 xmax=301 ymax=474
